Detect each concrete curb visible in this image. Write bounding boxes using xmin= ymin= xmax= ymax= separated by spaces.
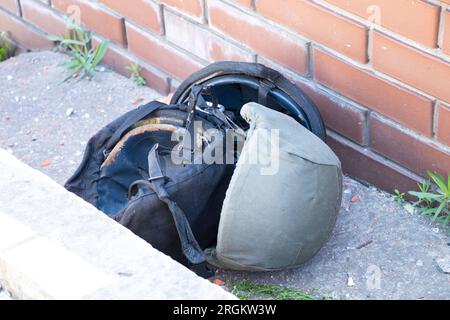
xmin=0 ymin=149 xmax=235 ymax=300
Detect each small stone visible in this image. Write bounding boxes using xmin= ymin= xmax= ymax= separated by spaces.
xmin=40 ymin=160 xmax=52 ymax=167
xmin=435 ymin=256 xmax=450 ymax=274
xmin=31 ymin=135 xmax=38 ymax=141
xmin=343 ymin=189 xmax=351 ymax=194
xmin=403 ymin=203 xmax=415 ymax=215
xmin=416 ymin=260 xmax=423 ymax=267
xmin=7 ymin=75 xmax=13 ymax=81
xmin=347 ymin=276 xmax=355 ymax=287
xmin=131 ymin=98 xmax=144 ymax=105
xmin=84 ymin=113 xmax=90 ymax=119
xmin=65 ymin=108 xmax=74 ymax=117
xmin=432 ymin=228 xmax=439 ymax=233
xmin=351 ymin=195 xmax=361 ymax=203
xmin=213 ymin=278 xmax=225 ymax=286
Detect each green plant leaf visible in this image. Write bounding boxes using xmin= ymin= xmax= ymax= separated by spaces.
xmin=428 ymin=171 xmax=448 ymax=194
xmin=447 ymin=174 xmax=450 ymax=194
xmin=231 ymin=281 xmax=315 ymax=300
xmin=93 ymin=41 xmax=108 ymax=64
xmin=0 ymin=47 xmax=7 ymax=62
xmin=444 ymin=209 xmax=450 ymax=226
xmin=408 ymin=191 xmax=442 ymax=200
xmin=420 ymin=207 xmax=437 ymax=216
xmin=418 ymin=180 xmax=431 ymax=193
xmin=432 ymin=200 xmax=447 ymax=223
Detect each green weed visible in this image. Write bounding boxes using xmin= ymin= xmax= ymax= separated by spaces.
xmin=127 ymin=63 xmax=147 ymax=87
xmin=409 ymin=171 xmax=450 ymax=226
xmin=48 ymin=19 xmax=108 ymax=82
xmin=393 ymin=189 xmax=406 ymax=203
xmin=0 ymin=31 xmax=15 ymax=62
xmin=231 ymin=280 xmax=316 ymax=300
xmin=0 ymin=47 xmax=6 ymax=62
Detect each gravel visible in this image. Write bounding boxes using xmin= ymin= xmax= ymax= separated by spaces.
xmin=0 ymin=51 xmax=159 ymax=184
xmin=0 ymin=51 xmax=449 ymax=300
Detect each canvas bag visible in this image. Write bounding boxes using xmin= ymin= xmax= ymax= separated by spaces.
xmin=65 ymin=91 xmax=238 ymax=277
xmin=206 ymin=102 xmax=343 ymax=271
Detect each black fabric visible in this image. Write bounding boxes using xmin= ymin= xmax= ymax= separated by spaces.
xmin=65 ymin=101 xmax=169 ymax=206
xmin=112 ymin=139 xmax=227 ymax=268
xmin=97 ymin=130 xmax=177 ymax=217
xmin=257 ymin=81 xmax=275 ymax=106
xmin=135 ymin=144 xmax=207 ymax=266
xmin=65 ymin=100 xmax=230 ymax=277
xmin=105 ymin=101 xmax=165 ymax=153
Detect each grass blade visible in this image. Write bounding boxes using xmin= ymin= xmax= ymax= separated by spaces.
xmin=432 ymin=200 xmax=446 ymax=223
xmin=428 ymin=171 xmax=448 ymax=194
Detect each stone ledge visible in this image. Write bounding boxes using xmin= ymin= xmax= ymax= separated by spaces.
xmin=0 ymin=149 xmax=235 ymax=300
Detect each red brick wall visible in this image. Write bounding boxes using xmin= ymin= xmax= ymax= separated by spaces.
xmin=1 ymin=0 xmax=449 ymax=194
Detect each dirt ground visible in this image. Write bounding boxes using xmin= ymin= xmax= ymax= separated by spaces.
xmin=1 ymin=51 xmax=449 ymax=300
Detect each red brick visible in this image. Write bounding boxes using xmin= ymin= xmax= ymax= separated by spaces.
xmin=231 ymin=0 xmax=253 ymax=8
xmin=253 ymin=56 xmax=368 ymax=145
xmin=300 ymin=82 xmax=368 ymax=145
xmin=327 ymin=132 xmax=420 ymax=195
xmin=314 ymin=48 xmax=434 ymax=136
xmin=21 ymin=0 xmax=66 ymax=36
xmin=325 ymin=0 xmax=440 ymax=48
xmin=257 ymin=0 xmax=368 ymax=63
xmin=0 ymin=0 xmax=19 ymax=15
xmin=125 ymin=22 xmax=204 ymax=80
xmin=160 ymin=0 xmax=202 ymax=19
xmin=138 ymin=67 xmax=170 ymax=95
xmin=373 ymin=31 xmax=450 ymax=104
xmin=93 ymin=37 xmax=170 ymax=94
xmin=370 ymin=114 xmax=450 ymax=177
xmin=437 ymin=103 xmax=450 ymax=147
xmin=0 ymin=8 xmax=53 ymax=49
xmin=164 ymin=10 xmax=253 ymax=63
xmin=443 ymin=10 xmax=450 ymax=56
xmin=98 ymin=0 xmax=161 ymax=33
xmin=208 ymin=0 xmax=308 ymax=75
xmin=52 ymin=0 xmax=126 ymax=47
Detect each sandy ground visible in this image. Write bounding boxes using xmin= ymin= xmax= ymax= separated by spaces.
xmin=0 ymin=51 xmax=449 ymax=300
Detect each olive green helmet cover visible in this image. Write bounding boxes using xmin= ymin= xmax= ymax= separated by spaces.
xmin=206 ymin=102 xmax=343 ymax=271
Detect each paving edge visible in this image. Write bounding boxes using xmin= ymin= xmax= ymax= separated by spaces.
xmin=0 ymin=149 xmax=235 ymax=300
